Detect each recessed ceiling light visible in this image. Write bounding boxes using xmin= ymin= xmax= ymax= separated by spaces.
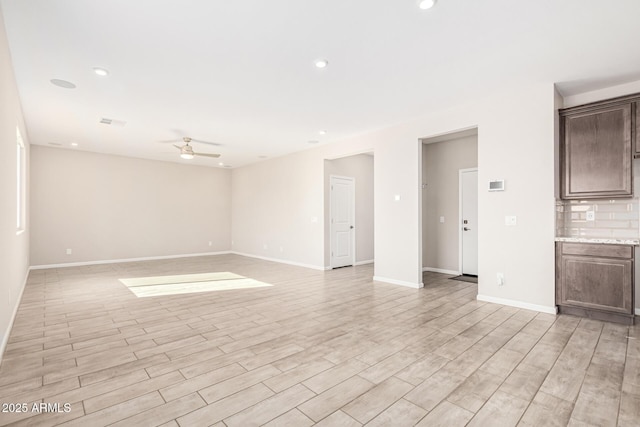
xmin=417 ymin=0 xmax=436 ymax=9
xmin=50 ymin=79 xmax=76 ymax=89
xmin=93 ymin=67 xmax=109 ymax=77
xmin=318 ymin=130 xmax=327 ymax=135
xmin=308 ymin=140 xmax=319 ymax=144
xmin=70 ymin=142 xmax=78 ymax=147
xmin=314 ymin=59 xmax=329 ymax=69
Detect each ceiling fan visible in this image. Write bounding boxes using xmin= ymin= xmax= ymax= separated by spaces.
xmin=173 ymin=137 xmax=220 ymax=159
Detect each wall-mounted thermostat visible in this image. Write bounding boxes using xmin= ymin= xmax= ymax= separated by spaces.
xmin=488 ymin=180 xmax=505 ymax=191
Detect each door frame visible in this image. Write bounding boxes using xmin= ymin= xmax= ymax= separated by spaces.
xmin=329 ymin=174 xmax=356 ymax=268
xmin=458 ymin=167 xmax=478 ymax=275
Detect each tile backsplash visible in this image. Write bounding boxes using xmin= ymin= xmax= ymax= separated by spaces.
xmin=556 ymin=199 xmax=640 ymax=239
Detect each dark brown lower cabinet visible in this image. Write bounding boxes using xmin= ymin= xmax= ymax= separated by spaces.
xmin=556 ymin=242 xmax=635 ymax=325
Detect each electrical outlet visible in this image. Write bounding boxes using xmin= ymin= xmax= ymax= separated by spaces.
xmin=439 ymin=216 xmax=445 ymax=223
xmin=263 ymin=243 xmax=268 ymax=250
xmin=66 ymin=248 xmax=72 ymax=255
xmin=586 ymin=211 xmax=595 ymax=221
xmin=279 ymin=246 xmax=283 ymax=253
xmin=208 ymin=241 xmax=212 ymax=246
xmin=497 ymin=272 xmax=504 ymax=286
xmin=505 ymin=216 xmax=517 ymax=226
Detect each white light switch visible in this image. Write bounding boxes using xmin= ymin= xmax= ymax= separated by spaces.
xmin=439 ymin=216 xmax=445 ymax=223
xmin=505 ymin=216 xmax=517 ymax=226
xmin=311 ymin=216 xmax=318 ymax=223
xmin=394 ymin=195 xmax=401 ymax=201
xmin=66 ymin=248 xmax=72 ymax=255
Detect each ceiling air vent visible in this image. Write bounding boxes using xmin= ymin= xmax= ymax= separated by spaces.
xmin=99 ymin=118 xmax=127 ymax=127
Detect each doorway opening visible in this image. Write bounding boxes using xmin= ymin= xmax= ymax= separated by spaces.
xmin=324 ymin=152 xmax=375 ymax=269
xmin=420 ymin=128 xmax=478 ymax=283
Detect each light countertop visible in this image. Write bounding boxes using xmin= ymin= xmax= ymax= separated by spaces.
xmin=555 ymin=237 xmax=640 ymax=246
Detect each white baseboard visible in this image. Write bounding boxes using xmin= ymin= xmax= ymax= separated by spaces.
xmin=422 ymin=267 xmax=460 ymax=275
xmin=230 ymin=251 xmax=328 ymax=271
xmin=30 ymin=251 xmax=233 ymax=270
xmin=355 ymin=259 xmax=374 ymax=266
xmin=1 ymin=270 xmax=29 ymax=365
xmin=477 ymin=294 xmax=557 ymax=315
xmin=373 ymin=276 xmax=424 ymax=289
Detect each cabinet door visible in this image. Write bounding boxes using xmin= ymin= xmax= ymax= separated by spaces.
xmin=634 ymin=102 xmax=640 ymax=158
xmin=562 ymin=104 xmax=632 ymax=199
xmin=559 ymin=254 xmax=633 ymax=314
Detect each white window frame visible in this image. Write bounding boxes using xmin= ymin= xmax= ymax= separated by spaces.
xmin=16 ymin=127 xmax=25 ymax=234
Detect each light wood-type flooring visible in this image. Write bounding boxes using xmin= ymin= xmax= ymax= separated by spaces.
xmin=0 ymin=254 xmax=638 ymax=426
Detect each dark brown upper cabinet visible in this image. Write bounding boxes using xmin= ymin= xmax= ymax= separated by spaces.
xmin=560 ymin=94 xmax=637 ymax=199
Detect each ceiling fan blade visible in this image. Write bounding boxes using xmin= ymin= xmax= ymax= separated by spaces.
xmin=193 ymin=152 xmax=221 ymax=158
xmin=190 ymin=138 xmax=222 ymax=147
xmin=158 ymin=139 xmax=179 ymax=144
xmin=173 ymin=144 xmax=182 ymax=150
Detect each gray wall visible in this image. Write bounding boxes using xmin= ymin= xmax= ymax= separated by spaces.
xmin=422 ymin=135 xmax=478 ymax=273
xmin=325 ymin=154 xmax=374 ymax=266
xmin=30 ymin=146 xmax=232 ymax=266
xmin=0 ymin=5 xmax=30 ymax=361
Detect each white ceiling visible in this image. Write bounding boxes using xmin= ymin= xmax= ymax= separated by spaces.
xmin=2 ymin=0 xmax=640 ymax=168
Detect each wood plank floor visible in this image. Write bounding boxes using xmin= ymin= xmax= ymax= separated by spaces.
xmin=0 ymin=254 xmax=638 ymax=426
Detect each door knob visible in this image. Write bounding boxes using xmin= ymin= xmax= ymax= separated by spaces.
xmin=463 ymin=227 xmax=470 ymax=231
xmin=350 ymin=225 xmax=354 ymax=229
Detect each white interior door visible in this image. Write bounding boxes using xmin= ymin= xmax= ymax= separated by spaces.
xmin=460 ymin=169 xmax=478 ymax=276
xmin=330 ymin=175 xmax=355 ymax=268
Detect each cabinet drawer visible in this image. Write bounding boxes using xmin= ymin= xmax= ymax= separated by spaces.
xmin=560 ymin=242 xmax=633 ymax=259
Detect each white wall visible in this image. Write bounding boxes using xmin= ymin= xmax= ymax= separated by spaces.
xmin=231 ymin=149 xmax=326 ymax=269
xmin=422 ymin=135 xmax=478 ymax=273
xmin=562 ymin=79 xmax=640 ymax=108
xmin=232 ymin=81 xmax=557 ymax=307
xmin=325 ymin=154 xmax=374 ymax=266
xmin=30 ymin=146 xmax=231 ymax=266
xmin=0 ymin=4 xmax=30 ymax=362
xmin=474 ymin=85 xmax=556 ymax=311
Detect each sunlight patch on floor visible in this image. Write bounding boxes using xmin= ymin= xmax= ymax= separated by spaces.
xmin=119 ymin=272 xmax=272 ymax=297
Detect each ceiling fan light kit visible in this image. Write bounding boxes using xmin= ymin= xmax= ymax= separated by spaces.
xmin=417 ymin=0 xmax=436 ymax=9
xmin=173 ymin=137 xmax=221 ymax=160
